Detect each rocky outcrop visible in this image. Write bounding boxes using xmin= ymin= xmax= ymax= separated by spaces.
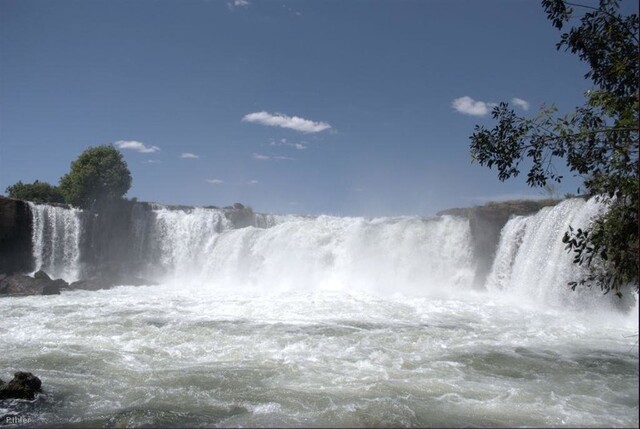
xmin=0 ymin=372 xmax=42 ymax=400
xmin=68 ymin=275 xmax=157 ymax=291
xmin=0 ymin=196 xmax=34 ymax=274
xmin=438 ymin=199 xmax=564 ymax=288
xmin=223 ymin=203 xmax=256 ymax=228
xmin=0 ymin=271 xmax=66 ymax=296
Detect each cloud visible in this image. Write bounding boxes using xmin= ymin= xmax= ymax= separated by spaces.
xmin=228 ymin=0 xmax=250 ymax=8
xmin=144 ymin=159 xmax=161 ymax=164
xmin=451 ymin=96 xmax=496 ymax=116
xmin=243 ymin=111 xmax=331 ymax=133
xmin=253 ymin=152 xmax=294 ymax=161
xmin=269 ymin=138 xmax=308 ymax=150
xmin=511 ymin=97 xmax=530 ymax=111
xmin=206 ymin=179 xmax=224 ymax=184
xmin=180 ymin=152 xmax=199 ymax=159
xmin=247 ymin=180 xmax=259 ymax=185
xmin=114 ymin=140 xmax=160 ymax=153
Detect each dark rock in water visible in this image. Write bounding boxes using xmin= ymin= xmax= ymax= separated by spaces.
xmin=0 ymin=272 xmax=66 ymax=296
xmin=33 ymin=270 xmax=50 ymax=280
xmin=68 ymin=277 xmax=113 ymax=291
xmin=68 ymin=275 xmax=157 ymax=291
xmin=42 ymin=281 xmax=63 ymax=295
xmin=0 ymin=372 xmax=42 ymax=400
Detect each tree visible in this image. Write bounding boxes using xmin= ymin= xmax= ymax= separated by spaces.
xmin=59 ymin=145 xmax=132 ymax=209
xmin=5 ymin=180 xmax=65 ymax=204
xmin=469 ymin=0 xmax=638 ymax=296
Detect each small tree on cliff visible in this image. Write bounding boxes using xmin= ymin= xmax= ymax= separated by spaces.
xmin=469 ymin=0 xmax=638 ymax=296
xmin=5 ymin=180 xmax=65 ymax=204
xmin=59 ymin=146 xmax=132 ymax=210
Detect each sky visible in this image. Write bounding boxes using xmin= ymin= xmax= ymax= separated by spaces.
xmin=1 ymin=0 xmax=636 ymax=216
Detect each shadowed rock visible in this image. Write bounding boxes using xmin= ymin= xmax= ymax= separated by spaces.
xmin=68 ymin=275 xmax=157 ymax=291
xmin=0 ymin=271 xmax=66 ymax=296
xmin=0 ymin=372 xmax=42 ymax=400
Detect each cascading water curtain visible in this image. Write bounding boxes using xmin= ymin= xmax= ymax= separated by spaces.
xmin=28 ymin=202 xmax=82 ymax=282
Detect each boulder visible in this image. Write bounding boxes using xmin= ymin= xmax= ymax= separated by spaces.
xmin=0 ymin=272 xmax=66 ymax=296
xmin=0 ymin=372 xmax=42 ymax=400
xmin=68 ymin=275 xmax=157 ymax=291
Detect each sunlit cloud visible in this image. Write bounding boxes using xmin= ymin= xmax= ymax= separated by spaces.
xmin=252 ymin=153 xmax=270 ymax=160
xmin=114 ymin=140 xmax=160 ymax=153
xmin=243 ymin=111 xmax=331 ymax=133
xmin=180 ymin=152 xmax=199 ymax=159
xmin=451 ymin=96 xmax=496 ymax=116
xmin=269 ymin=138 xmax=307 ymax=150
xmin=228 ymin=0 xmax=250 ymax=8
xmin=511 ymin=97 xmax=530 ymax=111
xmin=206 ymin=179 xmax=224 ymax=184
xmin=144 ymin=159 xmax=161 ymax=164
xmin=247 ymin=179 xmax=259 ymax=185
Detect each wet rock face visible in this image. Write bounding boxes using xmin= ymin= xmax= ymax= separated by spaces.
xmin=0 ymin=271 xmax=66 ymax=296
xmin=0 ymin=372 xmax=42 ymax=400
xmin=0 ymin=197 xmax=34 ymax=275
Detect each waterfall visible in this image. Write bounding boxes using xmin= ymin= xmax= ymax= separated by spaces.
xmin=23 ymin=197 xmax=634 ymax=311
xmin=143 ymin=210 xmax=476 ymax=294
xmin=485 ymin=197 xmax=633 ymax=310
xmin=28 ymin=202 xmax=82 ymax=282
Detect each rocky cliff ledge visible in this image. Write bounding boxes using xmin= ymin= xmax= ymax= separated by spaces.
xmin=0 ymin=196 xmax=33 ymax=274
xmin=437 ymin=199 xmax=563 ymax=287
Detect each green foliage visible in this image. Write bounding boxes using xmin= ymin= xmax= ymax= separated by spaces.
xmin=5 ymin=180 xmax=65 ymax=204
xmin=59 ymin=146 xmax=132 ymax=209
xmin=470 ymin=0 xmax=638 ymax=296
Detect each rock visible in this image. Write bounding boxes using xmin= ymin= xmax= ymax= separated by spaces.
xmin=33 ymin=270 xmax=51 ymax=280
xmin=224 ymin=204 xmax=255 ymax=228
xmin=0 ymin=372 xmax=42 ymax=400
xmin=0 ymin=197 xmax=34 ymax=275
xmin=68 ymin=277 xmax=113 ymax=291
xmin=68 ymin=276 xmax=157 ymax=291
xmin=0 ymin=272 xmax=66 ymax=296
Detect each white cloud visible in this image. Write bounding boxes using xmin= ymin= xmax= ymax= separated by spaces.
xmin=228 ymin=0 xmax=250 ymax=8
xmin=206 ymin=179 xmax=224 ymax=184
xmin=451 ymin=96 xmax=496 ymax=116
xmin=144 ymin=159 xmax=161 ymax=164
xmin=114 ymin=140 xmax=160 ymax=153
xmin=252 ymin=153 xmax=270 ymax=160
xmin=247 ymin=180 xmax=259 ymax=185
xmin=180 ymin=152 xmax=199 ymax=159
xmin=269 ymin=138 xmax=307 ymax=150
xmin=511 ymin=97 xmax=530 ymax=111
xmin=243 ymin=111 xmax=331 ymax=133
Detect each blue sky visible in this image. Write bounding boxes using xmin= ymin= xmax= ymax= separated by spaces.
xmin=1 ymin=0 xmax=635 ymax=216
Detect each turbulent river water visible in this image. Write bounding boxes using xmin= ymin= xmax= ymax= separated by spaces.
xmin=1 ymin=199 xmax=638 ymax=427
